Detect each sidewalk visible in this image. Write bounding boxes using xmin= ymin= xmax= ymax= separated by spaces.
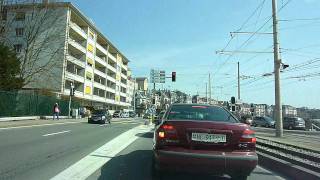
xmin=0 ymin=117 xmax=87 ymax=128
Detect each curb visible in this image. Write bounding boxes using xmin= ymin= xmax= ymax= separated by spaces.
xmin=257 ymin=151 xmax=320 ymax=180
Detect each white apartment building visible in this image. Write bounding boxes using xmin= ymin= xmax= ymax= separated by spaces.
xmin=1 ymin=1 xmax=132 ymax=110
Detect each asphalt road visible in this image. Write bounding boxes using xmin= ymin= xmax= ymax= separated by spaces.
xmin=0 ymin=118 xmax=145 ymax=180
xmin=0 ymin=118 xmax=285 ymax=180
xmin=88 ymin=130 xmax=285 ymax=180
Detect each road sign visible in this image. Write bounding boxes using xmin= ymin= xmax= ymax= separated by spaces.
xmin=150 ymin=69 xmax=166 ymax=83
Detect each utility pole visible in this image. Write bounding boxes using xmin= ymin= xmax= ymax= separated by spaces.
xmin=237 ymin=62 xmax=241 ymax=100
xmin=208 ymin=73 xmax=211 ymax=104
xmin=272 ymin=0 xmax=283 ymax=137
xmin=133 ymin=78 xmax=136 ymax=112
xmin=205 ymin=83 xmax=208 ymax=103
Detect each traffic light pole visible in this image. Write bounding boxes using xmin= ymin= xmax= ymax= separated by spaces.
xmin=272 ymin=0 xmax=283 ymax=137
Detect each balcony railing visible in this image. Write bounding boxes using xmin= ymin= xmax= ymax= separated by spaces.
xmin=69 ymin=38 xmax=86 ymax=53
xmin=96 ymin=43 xmax=108 ymax=56
xmin=70 ymin=22 xmax=87 ymax=38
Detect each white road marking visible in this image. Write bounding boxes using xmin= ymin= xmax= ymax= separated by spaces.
xmin=42 ymin=130 xmax=71 ymax=137
xmin=51 ymin=125 xmax=153 ymax=180
xmin=255 ymin=165 xmax=286 ymax=180
xmin=0 ymin=121 xmax=81 ymax=131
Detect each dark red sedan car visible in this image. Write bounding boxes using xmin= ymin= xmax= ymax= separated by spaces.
xmin=152 ymin=104 xmax=258 ymax=179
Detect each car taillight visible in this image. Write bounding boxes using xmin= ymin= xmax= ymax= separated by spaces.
xmin=158 ymin=124 xmax=177 ymax=139
xmin=239 ymin=129 xmax=256 ymax=143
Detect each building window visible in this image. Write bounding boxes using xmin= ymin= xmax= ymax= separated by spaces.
xmin=14 ymin=44 xmax=22 ymax=53
xmin=15 ymin=12 xmax=25 ymax=21
xmin=15 ymin=28 xmax=24 ymax=37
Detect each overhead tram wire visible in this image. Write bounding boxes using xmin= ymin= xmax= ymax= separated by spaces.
xmin=213 ymin=0 xmax=270 ymax=76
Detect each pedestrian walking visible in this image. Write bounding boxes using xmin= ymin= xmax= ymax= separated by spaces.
xmin=53 ymin=103 xmax=60 ymax=120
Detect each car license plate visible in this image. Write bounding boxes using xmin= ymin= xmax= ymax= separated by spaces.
xmin=191 ymin=133 xmax=226 ymax=143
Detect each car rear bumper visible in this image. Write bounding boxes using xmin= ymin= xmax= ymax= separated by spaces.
xmin=154 ymin=149 xmax=258 ymax=175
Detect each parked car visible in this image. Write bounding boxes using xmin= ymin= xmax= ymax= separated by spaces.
xmin=152 ymin=104 xmax=257 ymax=179
xmin=88 ymin=109 xmax=111 ymax=124
xmin=120 ymin=111 xmax=130 ymax=118
xmin=129 ymin=111 xmax=136 ymax=118
xmin=283 ymin=117 xmax=305 ymax=130
xmin=252 ymin=116 xmax=275 ymax=128
xmin=113 ymin=110 xmax=121 ymax=118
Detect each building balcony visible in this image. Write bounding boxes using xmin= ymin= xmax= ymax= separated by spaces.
xmin=120 ymin=82 xmax=127 ymax=88
xmin=95 ymin=56 xmax=107 ymax=67
xmin=121 ymin=64 xmax=128 ymax=71
xmin=121 ymin=73 xmax=127 ymax=79
xmin=70 ymin=21 xmax=87 ymax=39
xmin=67 ymin=54 xmax=86 ymax=68
xmin=92 ymin=95 xmax=106 ymax=103
xmin=64 ymin=89 xmax=83 ymax=97
xmin=106 ymin=76 xmax=116 ymax=83
xmin=96 ymin=43 xmax=108 ymax=56
xmin=120 ymin=92 xmax=126 ymax=97
xmin=107 ymin=64 xmax=116 ymax=73
xmin=65 ymin=71 xmax=85 ymax=83
xmin=94 ymin=69 xmax=106 ymax=78
xmin=68 ymin=38 xmax=86 ymax=53
xmin=106 ymin=98 xmax=115 ymax=104
xmin=106 ymin=87 xmax=116 ymax=93
xmin=93 ymin=81 xmax=106 ymax=90
xmin=108 ymin=53 xmax=117 ymax=62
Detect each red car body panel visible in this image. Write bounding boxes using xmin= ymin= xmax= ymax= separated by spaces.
xmin=153 ymin=105 xmax=258 ymax=176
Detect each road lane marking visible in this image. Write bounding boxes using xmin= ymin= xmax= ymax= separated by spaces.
xmin=51 ymin=124 xmax=153 ymax=180
xmin=42 ymin=130 xmax=71 ymax=137
xmin=0 ymin=121 xmax=81 ymax=131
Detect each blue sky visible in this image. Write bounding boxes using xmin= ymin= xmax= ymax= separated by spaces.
xmin=68 ymin=0 xmax=320 ymax=108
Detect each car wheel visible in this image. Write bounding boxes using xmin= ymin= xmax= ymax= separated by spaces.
xmin=100 ymin=120 xmax=106 ymax=124
xmin=288 ymin=125 xmax=293 ymax=130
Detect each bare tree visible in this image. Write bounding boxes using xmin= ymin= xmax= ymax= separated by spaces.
xmin=0 ymin=0 xmax=66 ymax=89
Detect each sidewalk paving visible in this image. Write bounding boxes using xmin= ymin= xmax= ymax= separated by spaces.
xmin=0 ymin=118 xmax=87 ymax=128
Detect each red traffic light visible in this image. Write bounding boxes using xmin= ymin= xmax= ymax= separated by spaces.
xmin=172 ymin=72 xmax=176 ymax=82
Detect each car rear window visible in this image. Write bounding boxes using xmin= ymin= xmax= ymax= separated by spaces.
xmin=93 ymin=110 xmax=105 ymax=114
xmin=166 ymin=105 xmax=238 ymax=123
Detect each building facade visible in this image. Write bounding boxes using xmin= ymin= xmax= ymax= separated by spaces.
xmin=136 ymin=77 xmax=148 ymax=95
xmin=1 ymin=2 xmax=132 ymax=110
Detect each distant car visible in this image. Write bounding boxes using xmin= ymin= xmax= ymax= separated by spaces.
xmin=129 ymin=111 xmax=136 ymax=118
xmin=88 ymin=109 xmax=111 ymax=124
xmin=113 ymin=111 xmax=121 ymax=118
xmin=252 ymin=116 xmax=275 ymax=128
xmin=152 ymin=104 xmax=258 ymax=179
xmin=283 ymin=117 xmax=305 ymax=130
xmin=120 ymin=112 xmax=130 ymax=118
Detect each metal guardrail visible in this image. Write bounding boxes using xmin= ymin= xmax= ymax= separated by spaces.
xmin=256 ymin=137 xmax=320 ymax=174
xmin=311 ymin=123 xmax=320 ymax=131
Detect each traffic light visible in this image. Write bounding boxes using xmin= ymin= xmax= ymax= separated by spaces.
xmin=231 ymin=96 xmax=236 ymax=104
xmin=231 ymin=105 xmax=236 ymax=112
xmin=172 ymin=72 xmax=176 ymax=82
xmin=70 ymin=87 xmax=75 ymax=96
